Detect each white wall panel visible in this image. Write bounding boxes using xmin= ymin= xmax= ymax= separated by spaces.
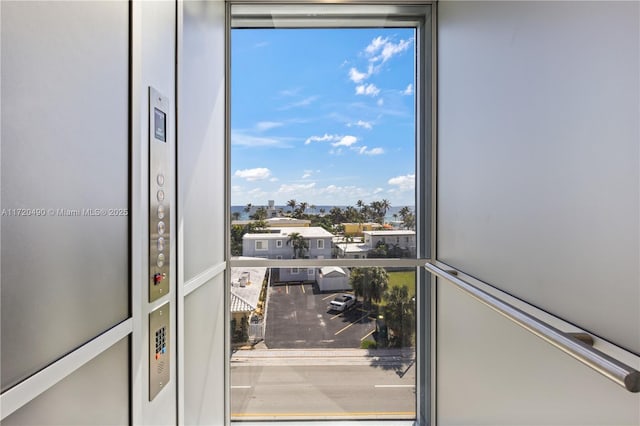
xmin=180 ymin=0 xmax=226 ymax=282
xmin=184 ymin=275 xmax=226 ymax=425
xmin=436 ymin=1 xmax=640 ymax=423
xmin=437 ymin=283 xmax=640 ymax=425
xmin=437 ymin=0 xmax=640 ymax=353
xmin=2 ymin=338 xmax=129 ymax=426
xmin=1 ymin=0 xmax=129 ymax=392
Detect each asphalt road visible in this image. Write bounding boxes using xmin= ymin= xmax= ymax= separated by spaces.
xmin=231 ymin=351 xmax=416 ymax=421
xmin=265 ymin=283 xmax=378 ymax=348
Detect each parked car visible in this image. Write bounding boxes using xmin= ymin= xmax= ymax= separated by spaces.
xmin=327 ymin=294 xmax=356 ymax=312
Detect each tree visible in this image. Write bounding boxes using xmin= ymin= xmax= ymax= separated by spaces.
xmin=250 ymin=207 xmax=268 ymax=220
xmin=244 ymin=203 xmax=253 ymax=213
xmin=349 ymin=267 xmax=389 ymax=309
xmin=399 ymin=206 xmax=415 ymax=231
xmin=286 ymin=199 xmax=297 ymax=213
xmin=231 ymin=211 xmax=241 ymax=221
xmin=382 ymin=286 xmax=415 ymax=348
xmin=286 ymin=232 xmax=308 ymax=259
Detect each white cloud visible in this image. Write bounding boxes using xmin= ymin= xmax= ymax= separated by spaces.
xmin=348 ymin=120 xmax=373 ymax=130
xmin=332 ymin=135 xmax=358 ymax=147
xmin=368 ymin=37 xmax=412 ymax=63
xmin=255 ymin=121 xmax=284 ymax=131
xmin=234 ymin=168 xmax=272 ymax=181
xmin=302 ymin=173 xmax=312 ymax=179
xmin=373 ymin=187 xmax=384 ymax=194
xmin=403 ymin=84 xmax=413 ymax=95
xmin=355 ymin=84 xmax=380 ymax=97
xmin=232 ymin=131 xmax=292 ymax=148
xmin=305 ymin=134 xmax=339 ymax=145
xmin=365 ymin=36 xmax=388 ymax=55
xmin=388 ymin=174 xmax=415 ymax=191
xmin=277 ymin=182 xmax=316 ymax=194
xmin=279 ymin=87 xmax=301 ymax=97
xmin=269 ymin=177 xmax=279 ymax=182
xmin=377 ymin=98 xmax=384 ymax=106
xmin=357 ymin=146 xmax=384 ymax=156
xmin=279 ymin=95 xmax=319 ymax=110
xmin=349 ymin=67 xmax=368 ymax=83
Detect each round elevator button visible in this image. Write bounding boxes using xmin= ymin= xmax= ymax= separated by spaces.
xmin=158 ymin=221 xmax=165 ymax=235
xmin=157 ymin=205 xmax=165 ymax=219
xmin=157 ymin=237 xmax=165 ymax=252
xmin=157 ymin=253 xmax=165 ymax=267
xmin=157 ymin=190 xmax=165 ymax=202
xmin=157 ymin=174 xmax=165 ymax=186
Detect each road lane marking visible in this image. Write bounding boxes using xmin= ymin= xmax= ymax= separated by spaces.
xmin=360 ymin=329 xmax=375 ymax=341
xmin=231 ymin=411 xmax=415 ymax=418
xmin=374 ymin=384 xmax=416 ymax=388
xmin=231 ymin=385 xmax=252 ymax=389
xmin=334 ymin=312 xmax=370 ymax=335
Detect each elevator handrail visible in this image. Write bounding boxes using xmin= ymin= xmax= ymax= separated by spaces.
xmin=425 ymin=262 xmax=640 ymax=393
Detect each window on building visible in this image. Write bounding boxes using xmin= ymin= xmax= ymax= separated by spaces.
xmin=228 ymin=3 xmax=432 ymax=423
xmin=255 ymin=240 xmax=268 ymax=251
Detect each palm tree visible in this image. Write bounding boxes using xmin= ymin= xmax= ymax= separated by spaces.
xmin=383 ymin=286 xmax=415 ymax=348
xmin=286 ymin=199 xmax=297 ymax=212
xmin=286 ymin=232 xmax=308 ymax=259
xmin=231 ymin=211 xmax=241 ymax=221
xmin=349 ymin=267 xmax=389 ymax=309
xmin=380 ymin=199 xmax=391 ymax=223
xmin=244 ymin=203 xmax=253 ymax=213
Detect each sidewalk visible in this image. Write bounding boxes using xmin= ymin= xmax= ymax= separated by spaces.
xmin=231 ymin=347 xmax=415 ymax=366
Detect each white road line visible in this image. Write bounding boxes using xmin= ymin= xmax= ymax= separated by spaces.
xmin=231 ymin=385 xmax=252 ymax=389
xmin=374 ymin=384 xmax=415 ymax=388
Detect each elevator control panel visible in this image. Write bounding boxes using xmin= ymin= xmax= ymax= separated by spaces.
xmin=149 ymin=302 xmax=170 ymax=401
xmin=149 ymin=87 xmax=170 ymax=303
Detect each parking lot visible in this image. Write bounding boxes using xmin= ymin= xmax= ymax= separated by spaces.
xmin=264 ymin=282 xmax=377 ymax=349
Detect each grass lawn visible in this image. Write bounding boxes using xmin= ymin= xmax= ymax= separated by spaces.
xmin=387 ymin=270 xmax=416 ymax=297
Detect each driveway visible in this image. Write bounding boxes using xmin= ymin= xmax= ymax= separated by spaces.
xmin=264 ymin=282 xmax=377 ymax=349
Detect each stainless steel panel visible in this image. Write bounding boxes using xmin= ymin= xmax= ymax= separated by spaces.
xmin=149 ymin=87 xmax=171 ymax=302
xmin=2 ymin=338 xmax=129 ymax=426
xmin=149 ymin=302 xmax=170 ymax=401
xmin=1 ymin=0 xmax=129 ymax=391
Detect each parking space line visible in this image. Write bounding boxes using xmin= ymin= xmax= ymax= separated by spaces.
xmin=300 ymin=284 xmax=305 ymax=294
xmin=329 ymin=312 xmax=343 ymax=320
xmin=334 ymin=312 xmax=370 ymax=335
xmin=286 ymin=284 xmax=289 ymax=294
xmin=322 ymin=293 xmax=338 ymax=301
xmin=360 ymin=329 xmax=375 ymax=341
xmin=374 ymin=385 xmax=415 ymax=388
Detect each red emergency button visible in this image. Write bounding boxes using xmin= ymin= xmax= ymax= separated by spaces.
xmin=154 ymin=273 xmax=164 ymax=285
xmin=155 ymin=353 xmax=160 ymax=360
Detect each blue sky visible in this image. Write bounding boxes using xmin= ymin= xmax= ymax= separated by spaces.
xmin=231 ymin=28 xmax=415 ymax=207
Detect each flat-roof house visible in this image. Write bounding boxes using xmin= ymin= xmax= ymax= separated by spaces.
xmin=242 ymin=227 xmax=334 ymax=282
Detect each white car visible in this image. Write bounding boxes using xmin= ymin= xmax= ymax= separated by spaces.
xmin=328 ymin=294 xmax=356 ymax=312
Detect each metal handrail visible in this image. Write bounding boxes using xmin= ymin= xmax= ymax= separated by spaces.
xmin=425 ymin=262 xmax=640 ymax=393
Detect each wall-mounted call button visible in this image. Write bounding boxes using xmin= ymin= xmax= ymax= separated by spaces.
xmin=157 ymin=205 xmax=165 ymax=220
xmin=157 ymin=174 xmax=165 ymax=186
xmin=157 ymin=253 xmax=165 ymax=268
xmin=158 ymin=221 xmax=165 ymax=235
xmin=157 ymin=190 xmax=165 ymax=202
xmin=157 ymin=237 xmax=165 ymax=252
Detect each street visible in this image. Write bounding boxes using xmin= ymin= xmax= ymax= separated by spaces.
xmin=231 ymin=349 xmax=416 ymax=421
